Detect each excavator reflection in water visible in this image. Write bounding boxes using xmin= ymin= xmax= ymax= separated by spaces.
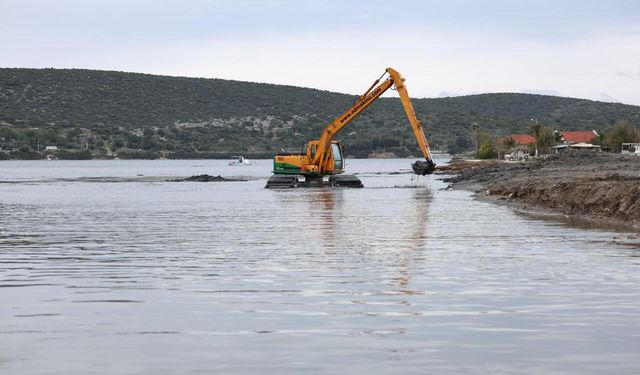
xmin=266 ymin=68 xmax=436 ymax=188
xmin=291 ymin=187 xmax=431 ymax=298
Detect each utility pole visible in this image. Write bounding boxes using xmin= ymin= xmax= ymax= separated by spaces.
xmin=531 ymin=118 xmax=539 ymax=157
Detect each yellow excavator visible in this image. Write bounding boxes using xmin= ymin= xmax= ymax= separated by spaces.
xmin=266 ymin=67 xmax=436 ymax=188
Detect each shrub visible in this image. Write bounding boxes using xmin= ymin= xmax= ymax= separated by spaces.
xmin=117 ymin=150 xmax=159 ymax=159
xmin=602 ymin=122 xmax=639 ymax=152
xmin=55 ymin=149 xmax=93 ymax=160
xmin=478 ymin=141 xmax=497 ymax=159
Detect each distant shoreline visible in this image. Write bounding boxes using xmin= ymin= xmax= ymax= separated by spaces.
xmin=0 ymin=152 xmax=451 ymax=161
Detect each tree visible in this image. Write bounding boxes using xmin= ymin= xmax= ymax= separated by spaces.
xmin=446 ymin=135 xmax=472 ymax=154
xmin=529 ymin=121 xmax=555 ymax=156
xmin=602 ymin=121 xmax=639 ymax=152
xmin=529 ymin=121 xmax=541 ymax=156
xmin=112 ymin=137 xmax=125 ymax=150
xmin=502 ymin=137 xmax=516 ymax=149
xmin=477 ymin=140 xmax=497 ymax=159
xmin=0 ymin=127 xmax=17 ymax=140
xmin=496 ymin=137 xmax=516 ymax=158
xmin=471 ymin=122 xmax=480 ymax=156
xmin=455 ymin=135 xmax=471 ymax=149
xmin=538 ymin=127 xmax=555 ymax=155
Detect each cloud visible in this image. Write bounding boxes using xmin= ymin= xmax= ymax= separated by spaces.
xmin=2 ymin=2 xmax=640 ymax=105
xmin=7 ymin=28 xmax=638 ymax=105
xmin=616 ymin=71 xmax=634 ymax=78
xmin=521 ymin=89 xmax=562 ymax=96
xmin=591 ymin=92 xmax=622 ymax=103
xmin=437 ymin=91 xmax=463 ymax=98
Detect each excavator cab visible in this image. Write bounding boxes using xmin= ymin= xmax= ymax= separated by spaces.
xmin=330 ymin=143 xmax=344 ymax=173
xmin=303 ymin=141 xmax=344 ymax=175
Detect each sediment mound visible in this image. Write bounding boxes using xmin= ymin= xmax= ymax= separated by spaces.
xmin=170 ymin=174 xmax=245 ymax=182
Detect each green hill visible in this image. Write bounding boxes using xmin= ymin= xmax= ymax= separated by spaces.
xmin=1 ymin=68 xmax=639 ymax=159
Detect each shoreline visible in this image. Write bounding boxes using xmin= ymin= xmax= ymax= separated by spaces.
xmin=439 ymin=153 xmax=640 ymax=232
xmin=475 ymin=186 xmax=640 ymax=233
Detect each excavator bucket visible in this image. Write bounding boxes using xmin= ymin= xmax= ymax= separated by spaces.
xmin=412 ymin=160 xmax=436 ymax=176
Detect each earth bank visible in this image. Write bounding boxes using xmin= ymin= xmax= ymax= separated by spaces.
xmin=439 ymin=152 xmax=640 ymax=228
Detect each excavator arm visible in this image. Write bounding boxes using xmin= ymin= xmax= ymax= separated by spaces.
xmin=387 ymin=68 xmax=434 ymax=166
xmin=313 ymin=67 xmax=435 ymax=175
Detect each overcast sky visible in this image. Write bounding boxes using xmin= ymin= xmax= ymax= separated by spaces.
xmin=2 ymin=0 xmax=639 ymax=105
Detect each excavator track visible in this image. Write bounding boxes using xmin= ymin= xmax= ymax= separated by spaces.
xmin=265 ymin=175 xmax=299 ymax=188
xmin=265 ymin=175 xmax=363 ymax=188
xmin=329 ymin=174 xmax=364 ymax=188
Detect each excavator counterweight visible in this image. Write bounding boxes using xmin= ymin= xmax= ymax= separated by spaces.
xmin=265 ymin=67 xmax=435 ymax=189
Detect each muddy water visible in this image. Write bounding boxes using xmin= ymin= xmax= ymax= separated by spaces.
xmin=1 ymin=159 xmax=639 ymax=374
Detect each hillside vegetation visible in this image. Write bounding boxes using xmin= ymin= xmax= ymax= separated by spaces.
xmin=1 ymin=68 xmax=639 ymax=159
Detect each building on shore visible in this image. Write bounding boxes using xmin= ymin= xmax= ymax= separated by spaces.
xmin=552 ymin=142 xmax=602 ymax=153
xmin=558 ymin=130 xmax=599 ymax=144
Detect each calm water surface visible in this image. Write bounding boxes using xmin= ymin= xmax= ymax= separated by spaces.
xmin=1 ymin=159 xmax=639 ymax=374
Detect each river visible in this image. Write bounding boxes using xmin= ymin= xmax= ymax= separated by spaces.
xmin=1 ymin=159 xmax=639 ymax=374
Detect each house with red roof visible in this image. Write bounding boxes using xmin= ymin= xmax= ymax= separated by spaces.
xmin=559 ymin=130 xmax=599 ymax=144
xmin=504 ymin=134 xmax=535 ymax=145
xmin=500 ymin=134 xmax=536 ymax=160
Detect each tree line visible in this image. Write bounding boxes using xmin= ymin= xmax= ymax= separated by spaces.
xmin=1 ymin=68 xmax=639 ymax=159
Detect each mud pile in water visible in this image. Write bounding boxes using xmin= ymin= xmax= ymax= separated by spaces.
xmin=170 ymin=174 xmax=245 ymax=182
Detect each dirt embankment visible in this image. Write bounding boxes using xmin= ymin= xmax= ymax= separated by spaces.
xmin=440 ymin=152 xmax=640 ymax=227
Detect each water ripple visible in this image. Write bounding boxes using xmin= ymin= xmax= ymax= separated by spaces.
xmin=1 ymin=159 xmax=639 ymax=374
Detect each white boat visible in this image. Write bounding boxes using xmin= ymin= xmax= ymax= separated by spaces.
xmin=228 ymin=156 xmax=253 ymax=166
